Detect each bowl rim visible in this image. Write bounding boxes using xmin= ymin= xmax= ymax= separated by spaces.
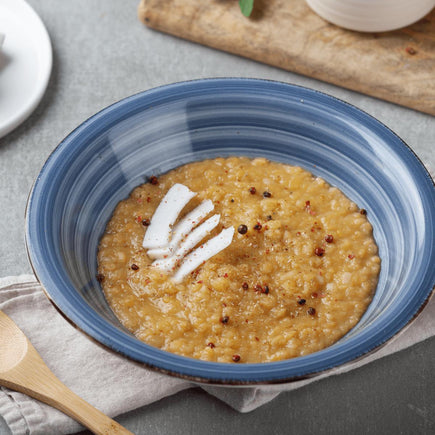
xmin=25 ymin=78 xmax=435 ymax=385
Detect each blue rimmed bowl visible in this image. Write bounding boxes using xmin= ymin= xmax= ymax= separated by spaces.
xmin=25 ymin=79 xmax=435 ymax=384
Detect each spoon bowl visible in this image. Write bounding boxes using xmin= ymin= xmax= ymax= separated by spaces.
xmin=0 ymin=309 xmax=133 ymax=435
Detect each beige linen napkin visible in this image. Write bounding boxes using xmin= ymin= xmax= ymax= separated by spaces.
xmin=1 ymin=275 xmax=434 ymax=434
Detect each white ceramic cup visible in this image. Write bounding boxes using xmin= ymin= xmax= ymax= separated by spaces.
xmin=306 ymin=0 xmax=435 ymax=32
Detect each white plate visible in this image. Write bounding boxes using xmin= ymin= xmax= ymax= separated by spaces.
xmin=0 ymin=0 xmax=52 ymax=139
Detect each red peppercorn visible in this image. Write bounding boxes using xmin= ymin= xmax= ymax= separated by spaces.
xmin=405 ymin=46 xmax=417 ymax=55
xmin=360 ymin=209 xmax=367 ymax=215
xmin=325 ymin=234 xmax=334 ymax=243
xmin=253 ymin=223 xmax=262 ymax=231
xmin=255 ymin=284 xmax=263 ymax=292
xmin=131 ymin=264 xmax=139 ymax=270
xmin=220 ymin=316 xmax=229 ymax=324
xmin=232 ymin=354 xmax=241 ymax=362
xmin=142 ymin=218 xmax=151 ymax=226
xmin=149 ymin=175 xmax=159 ymax=185
xmin=348 ymin=254 xmax=355 ymax=259
xmin=315 ymin=247 xmax=325 ymax=256
xmin=96 ymin=273 xmax=105 ymax=283
xmin=249 ymin=187 xmax=256 ymax=194
xmin=207 ymin=342 xmax=215 ymax=348
xmin=242 ymin=282 xmax=249 ymax=290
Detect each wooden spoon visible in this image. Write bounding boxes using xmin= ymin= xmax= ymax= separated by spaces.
xmin=0 ymin=309 xmax=133 ymax=434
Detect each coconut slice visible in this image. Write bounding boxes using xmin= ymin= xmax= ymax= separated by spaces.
xmin=142 ymin=183 xmax=196 ymax=249
xmin=172 ymin=226 xmax=235 ymax=283
xmin=147 ymin=199 xmax=214 ymax=259
xmin=152 ymin=214 xmax=221 ymax=272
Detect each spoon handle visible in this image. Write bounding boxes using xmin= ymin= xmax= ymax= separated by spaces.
xmin=0 ymin=339 xmax=134 ymax=435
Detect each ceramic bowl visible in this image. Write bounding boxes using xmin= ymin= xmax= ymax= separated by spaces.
xmin=25 ymin=79 xmax=435 ymax=384
xmin=306 ymin=0 xmax=435 ymax=32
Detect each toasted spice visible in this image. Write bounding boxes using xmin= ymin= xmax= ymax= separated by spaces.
xmin=232 ymin=354 xmax=241 ymax=362
xmin=297 ymin=298 xmax=306 ymax=305
xmin=142 ymin=218 xmax=151 ymax=226
xmin=263 ymin=191 xmax=272 ymax=198
xmin=207 ymin=342 xmax=215 ymax=348
xmin=237 ymin=224 xmax=248 ymax=235
xmin=253 ymin=223 xmax=262 ymax=231
xmin=325 ymin=234 xmax=334 ymax=243
xmin=360 ymin=209 xmax=367 ymax=215
xmin=96 ymin=273 xmax=105 ymax=283
xmin=220 ymin=316 xmax=229 ymax=324
xmin=315 ymin=247 xmax=325 ymax=257
xmin=262 ymin=285 xmax=270 ymax=294
xmin=308 ymin=307 xmax=316 ymax=316
xmin=242 ymin=282 xmax=249 ymax=290
xmin=131 ymin=264 xmax=139 ymax=270
xmin=267 ymin=215 xmax=273 ymax=220
xmin=255 ymin=284 xmax=263 ymax=292
xmin=405 ymin=46 xmax=417 ymax=55
xmin=249 ymin=187 xmax=256 ymax=194
xmin=149 ymin=175 xmax=159 ymax=185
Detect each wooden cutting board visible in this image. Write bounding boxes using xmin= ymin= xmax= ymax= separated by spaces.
xmin=138 ymin=0 xmax=435 ymax=116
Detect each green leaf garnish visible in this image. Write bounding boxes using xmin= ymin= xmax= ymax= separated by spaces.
xmin=239 ymin=0 xmax=254 ymax=17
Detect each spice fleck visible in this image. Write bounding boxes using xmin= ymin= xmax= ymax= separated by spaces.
xmin=308 ymin=307 xmax=316 ymax=316
xmin=237 ymin=224 xmax=248 ymax=235
xmin=315 ymin=247 xmax=325 ymax=257
xmin=149 ymin=175 xmax=159 ymax=185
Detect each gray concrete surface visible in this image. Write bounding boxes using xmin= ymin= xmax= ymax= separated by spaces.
xmin=0 ymin=1 xmax=434 ymax=434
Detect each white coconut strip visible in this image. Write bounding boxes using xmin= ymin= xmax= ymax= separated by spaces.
xmin=172 ymin=226 xmax=235 ymax=283
xmin=147 ymin=200 xmax=214 ymax=259
xmin=152 ymin=214 xmax=221 ymax=273
xmin=146 ymin=246 xmax=172 ymax=260
xmin=142 ymin=183 xmax=196 ymax=249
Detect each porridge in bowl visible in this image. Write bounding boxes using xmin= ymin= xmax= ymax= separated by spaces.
xmin=97 ymin=157 xmax=380 ymax=363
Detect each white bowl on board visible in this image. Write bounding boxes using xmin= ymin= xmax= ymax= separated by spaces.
xmin=306 ymin=0 xmax=435 ymax=32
